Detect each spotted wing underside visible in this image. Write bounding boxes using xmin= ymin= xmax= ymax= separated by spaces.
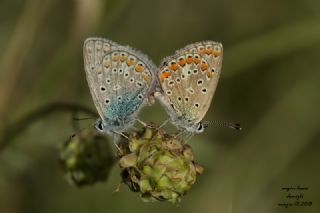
xmin=83 ymin=38 xmax=156 ymax=126
xmin=158 ymin=41 xmax=223 ymax=124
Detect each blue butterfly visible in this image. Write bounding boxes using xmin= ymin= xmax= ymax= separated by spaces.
xmin=83 ymin=38 xmax=157 ymax=135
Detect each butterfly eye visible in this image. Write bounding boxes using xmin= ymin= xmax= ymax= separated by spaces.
xmin=196 ymin=122 xmax=204 ymax=132
xmin=96 ymin=121 xmax=104 ymax=131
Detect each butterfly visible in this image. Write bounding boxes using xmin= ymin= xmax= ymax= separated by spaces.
xmin=83 ymin=38 xmax=157 ymax=134
xmin=156 ymin=41 xmax=223 ymax=133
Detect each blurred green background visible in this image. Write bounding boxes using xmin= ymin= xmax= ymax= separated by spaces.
xmin=0 ymin=0 xmax=319 ymax=212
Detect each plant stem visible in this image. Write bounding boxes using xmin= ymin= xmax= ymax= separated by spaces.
xmin=0 ymin=103 xmax=97 ymax=151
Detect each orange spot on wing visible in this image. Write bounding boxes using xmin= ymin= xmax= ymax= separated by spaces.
xmin=120 ymin=55 xmax=128 ymax=62
xmin=200 ymin=62 xmax=208 ymax=71
xmin=178 ymin=58 xmax=186 ymax=66
xmin=207 ymin=70 xmax=213 ymax=78
xmin=160 ymin=71 xmax=171 ymax=81
xmin=142 ymin=73 xmax=150 ymax=81
xmin=127 ymin=58 xmax=136 ymax=66
xmin=169 ymin=62 xmax=178 ymax=71
xmin=135 ymin=64 xmax=144 ymax=72
xmin=205 ymin=49 xmax=213 ymax=55
xmin=213 ymin=50 xmax=222 ymax=57
xmin=193 ymin=57 xmax=200 ymax=64
xmin=186 ymin=56 xmax=193 ymax=64
xmin=198 ymin=48 xmax=205 ymax=54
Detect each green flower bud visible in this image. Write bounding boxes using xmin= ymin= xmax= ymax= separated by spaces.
xmin=118 ymin=126 xmax=203 ymax=204
xmin=59 ymin=128 xmax=114 ymax=187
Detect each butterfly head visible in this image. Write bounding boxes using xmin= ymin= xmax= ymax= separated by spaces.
xmin=195 ymin=122 xmax=206 ymax=133
xmin=95 ymin=118 xmax=106 ymax=133
xmin=94 ymin=117 xmax=135 ymax=133
xmin=180 ymin=119 xmax=207 ymax=133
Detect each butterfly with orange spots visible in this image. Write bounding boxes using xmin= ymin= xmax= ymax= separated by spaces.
xmin=156 ymin=41 xmax=223 ymax=133
xmin=83 ymin=38 xmax=157 ymax=135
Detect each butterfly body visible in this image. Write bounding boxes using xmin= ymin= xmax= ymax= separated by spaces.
xmin=157 ymin=41 xmax=223 ymax=133
xmin=83 ymin=38 xmax=156 ymax=134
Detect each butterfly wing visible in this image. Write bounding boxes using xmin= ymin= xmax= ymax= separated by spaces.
xmin=157 ymin=41 xmax=223 ymax=131
xmin=84 ymin=38 xmax=156 ymax=131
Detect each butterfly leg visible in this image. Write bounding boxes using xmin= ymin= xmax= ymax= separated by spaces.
xmin=110 ymin=133 xmax=123 ymax=154
xmin=173 ymin=130 xmax=185 ymax=139
xmin=136 ymin=118 xmax=147 ymax=126
xmin=112 ymin=130 xmax=129 ymax=139
xmin=111 ymin=130 xmax=130 ymax=154
xmin=157 ymin=118 xmax=170 ymax=130
xmin=184 ymin=132 xmax=194 ymax=143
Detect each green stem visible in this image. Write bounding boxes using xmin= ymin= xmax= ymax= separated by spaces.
xmin=0 ymin=103 xmax=97 ymax=151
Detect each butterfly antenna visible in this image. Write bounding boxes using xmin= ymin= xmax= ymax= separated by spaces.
xmin=205 ymin=121 xmax=242 ymax=130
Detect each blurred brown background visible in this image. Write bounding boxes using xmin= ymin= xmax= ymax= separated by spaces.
xmin=0 ymin=0 xmax=319 ymax=212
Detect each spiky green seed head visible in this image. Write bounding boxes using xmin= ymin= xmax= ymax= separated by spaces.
xmin=118 ymin=126 xmax=203 ymax=204
xmin=59 ymin=128 xmax=114 ymax=187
